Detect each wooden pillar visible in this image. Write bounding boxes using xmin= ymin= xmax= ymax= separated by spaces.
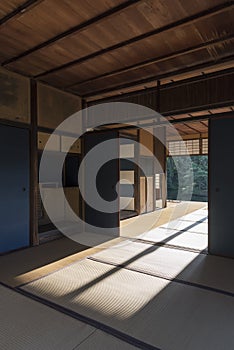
xmin=154 ymin=126 xmax=167 ymax=208
xmin=135 ymin=129 xmax=141 ymax=215
xmin=157 ymin=80 xmax=161 ymax=112
xmin=155 ymin=79 xmax=167 ymax=208
xmin=80 ymin=99 xmax=87 ymax=222
xmin=30 ymin=79 xmax=39 ymax=245
xmin=199 ymin=134 xmax=203 ymax=155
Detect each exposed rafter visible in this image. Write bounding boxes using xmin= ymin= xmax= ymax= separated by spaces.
xmin=72 ymin=33 xmax=234 ymax=98
xmin=32 ymin=2 xmax=234 ymax=79
xmin=181 ymin=123 xmax=201 ymax=133
xmin=2 ymin=0 xmax=141 ymax=66
xmin=0 ymin=0 xmax=42 ymax=26
xmin=95 ymin=111 xmax=234 ymax=132
xmin=167 ymin=111 xmax=233 ymax=125
xmin=200 ymin=121 xmax=209 ymax=128
xmin=85 ymin=55 xmax=234 ymax=103
xmin=80 ymin=54 xmax=234 ymax=100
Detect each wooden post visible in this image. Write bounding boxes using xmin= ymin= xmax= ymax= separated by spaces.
xmin=135 ymin=129 xmax=140 ymax=214
xmin=30 ymin=79 xmax=39 ymax=245
xmin=80 ymin=99 xmax=87 ymax=222
xmin=199 ymin=134 xmax=203 ymax=155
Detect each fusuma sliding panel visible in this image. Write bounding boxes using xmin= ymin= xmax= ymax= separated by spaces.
xmin=209 ymin=117 xmax=234 ymax=258
xmin=0 ymin=125 xmax=30 ymax=253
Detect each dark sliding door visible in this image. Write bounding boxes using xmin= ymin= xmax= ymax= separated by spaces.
xmin=209 ymin=117 xmax=234 ymax=258
xmin=0 ymin=124 xmax=30 ymax=253
xmin=84 ymin=130 xmax=119 ymax=234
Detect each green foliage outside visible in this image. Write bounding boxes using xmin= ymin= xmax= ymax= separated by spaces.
xmin=167 ymin=156 xmax=208 ymax=202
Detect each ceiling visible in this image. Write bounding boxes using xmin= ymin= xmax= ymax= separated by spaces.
xmin=168 ymin=106 xmax=234 ymax=137
xmin=0 ymin=0 xmax=233 ymax=102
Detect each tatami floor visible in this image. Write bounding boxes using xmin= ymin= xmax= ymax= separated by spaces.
xmin=1 ymin=201 xmax=234 ymax=350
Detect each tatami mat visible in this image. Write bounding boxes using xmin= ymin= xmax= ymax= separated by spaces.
xmin=139 ymin=209 xmax=208 ymax=250
xmin=158 ymin=209 xmax=207 ymax=231
xmin=75 ymin=330 xmax=139 ymax=350
xmin=160 ymin=220 xmax=208 ymax=234
xmin=123 ymin=208 xmax=208 ymax=251
xmin=138 ymin=228 xmax=208 ymax=251
xmin=120 ymin=202 xmax=207 ymax=236
xmin=90 ymin=240 xmax=234 ymax=294
xmin=0 ymin=284 xmax=95 ymax=350
xmin=177 ymin=213 xmax=208 ymax=222
xmin=1 ymin=205 xmax=217 ymax=350
xmin=21 ymin=258 xmax=234 ymax=350
xmin=0 ymin=283 xmax=140 ymax=350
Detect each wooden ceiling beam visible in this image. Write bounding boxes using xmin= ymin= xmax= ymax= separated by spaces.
xmin=101 ymin=111 xmax=234 ymax=132
xmin=2 ymin=0 xmax=141 ymax=66
xmin=80 ymin=35 xmax=234 ymax=98
xmin=85 ymin=98 xmax=234 ymax=129
xmin=0 ymin=0 xmax=41 ymax=26
xmin=85 ymin=56 xmax=234 ymax=104
xmin=182 ymin=123 xmax=201 ymax=133
xmin=33 ymin=2 xmax=234 ymax=80
xmin=200 ymin=121 xmax=209 ymax=128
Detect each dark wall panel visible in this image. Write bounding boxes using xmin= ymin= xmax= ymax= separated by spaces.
xmin=209 ymin=117 xmax=234 ymax=258
xmin=0 ymin=124 xmax=30 ymax=253
xmin=84 ymin=130 xmax=119 ymax=233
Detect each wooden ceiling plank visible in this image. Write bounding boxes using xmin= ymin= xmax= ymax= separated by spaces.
xmin=185 ymin=122 xmax=208 ymax=133
xmin=2 ymin=0 xmax=141 ymax=66
xmin=0 ymin=0 xmax=42 ymax=26
xmin=81 ymin=56 xmax=234 ymax=102
xmin=0 ymin=1 xmax=28 ymax=18
xmin=78 ymin=40 xmax=234 ymax=98
xmin=181 ymin=123 xmax=200 ymax=133
xmin=92 ymin=111 xmax=234 ymax=132
xmin=31 ymin=2 xmax=234 ymax=79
